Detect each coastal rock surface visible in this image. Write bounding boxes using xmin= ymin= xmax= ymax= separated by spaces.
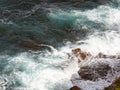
xmin=104 ymin=77 xmax=120 ymax=90
xmin=20 ymin=40 xmax=42 ymax=50
xmin=78 ymin=63 xmax=112 ymax=81
xmin=70 ymin=86 xmax=82 ymax=90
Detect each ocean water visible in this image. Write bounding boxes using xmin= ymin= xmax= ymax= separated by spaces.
xmin=0 ymin=0 xmax=120 ymax=90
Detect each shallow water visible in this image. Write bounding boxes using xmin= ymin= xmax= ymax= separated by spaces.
xmin=0 ymin=0 xmax=120 ymax=90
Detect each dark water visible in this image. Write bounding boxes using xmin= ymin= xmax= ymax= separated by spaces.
xmin=0 ymin=0 xmax=113 ymax=54
xmin=0 ymin=0 xmax=120 ymax=90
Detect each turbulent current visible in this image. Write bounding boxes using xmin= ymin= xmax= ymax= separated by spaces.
xmin=0 ymin=0 xmax=120 ymax=90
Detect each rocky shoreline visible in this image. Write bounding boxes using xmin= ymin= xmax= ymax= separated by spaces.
xmin=19 ymin=40 xmax=120 ymax=90
xmin=104 ymin=77 xmax=120 ymax=90
xmin=69 ymin=47 xmax=120 ymax=90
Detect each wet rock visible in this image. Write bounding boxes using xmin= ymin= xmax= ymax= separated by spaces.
xmin=20 ymin=40 xmax=42 ymax=50
xmin=72 ymin=48 xmax=90 ymax=63
xmin=104 ymin=77 xmax=120 ymax=90
xmin=72 ymin=48 xmax=88 ymax=60
xmin=70 ymin=86 xmax=82 ymax=90
xmin=78 ymin=63 xmax=112 ymax=81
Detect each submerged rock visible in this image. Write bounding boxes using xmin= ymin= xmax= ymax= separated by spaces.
xmin=20 ymin=40 xmax=42 ymax=50
xmin=78 ymin=63 xmax=112 ymax=81
xmin=104 ymin=77 xmax=120 ymax=90
xmin=70 ymin=86 xmax=82 ymax=90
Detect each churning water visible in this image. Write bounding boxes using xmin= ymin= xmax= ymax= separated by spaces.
xmin=0 ymin=0 xmax=120 ymax=90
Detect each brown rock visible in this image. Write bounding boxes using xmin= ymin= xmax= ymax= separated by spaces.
xmin=78 ymin=63 xmax=112 ymax=81
xmin=104 ymin=77 xmax=120 ymax=90
xmin=72 ymin=48 xmax=81 ymax=55
xmin=20 ymin=40 xmax=42 ymax=50
xmin=72 ymin=48 xmax=89 ymax=63
xmin=70 ymin=86 xmax=82 ymax=90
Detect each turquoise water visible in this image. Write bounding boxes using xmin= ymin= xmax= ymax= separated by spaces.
xmin=0 ymin=0 xmax=120 ymax=90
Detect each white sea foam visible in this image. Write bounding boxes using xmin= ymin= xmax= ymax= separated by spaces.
xmin=14 ymin=7 xmax=120 ymax=90
xmin=45 ymin=4 xmax=120 ymax=90
xmin=0 ymin=1 xmax=120 ymax=90
xmin=1 ymin=49 xmax=78 ymax=90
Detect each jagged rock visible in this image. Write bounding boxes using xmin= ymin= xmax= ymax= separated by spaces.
xmin=70 ymin=86 xmax=82 ymax=90
xmin=78 ymin=63 xmax=112 ymax=81
xmin=72 ymin=48 xmax=88 ymax=60
xmin=104 ymin=77 xmax=120 ymax=90
xmin=72 ymin=48 xmax=90 ymax=63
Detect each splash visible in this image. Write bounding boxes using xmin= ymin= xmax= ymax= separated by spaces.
xmin=0 ymin=0 xmax=120 ymax=90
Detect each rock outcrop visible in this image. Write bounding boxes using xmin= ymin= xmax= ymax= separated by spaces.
xmin=72 ymin=48 xmax=91 ymax=63
xmin=78 ymin=63 xmax=112 ymax=81
xmin=20 ymin=40 xmax=42 ymax=50
xmin=70 ymin=86 xmax=82 ymax=90
xmin=104 ymin=77 xmax=120 ymax=90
